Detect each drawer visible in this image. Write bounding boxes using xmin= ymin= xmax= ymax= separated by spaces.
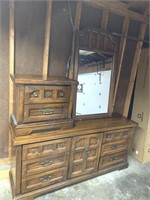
xmin=22 ymin=138 xmax=71 ymax=160
xmin=103 ymin=129 xmax=130 ymax=143
xmin=99 ymin=151 xmax=127 ymax=170
xmin=24 ymin=103 xmax=68 ymax=123
xmin=22 ymin=166 xmax=68 ymax=193
xmin=22 ymin=152 xmax=69 ymax=177
xmin=101 ymin=140 xmax=127 ymax=156
xmin=24 ymin=85 xmax=70 ymax=104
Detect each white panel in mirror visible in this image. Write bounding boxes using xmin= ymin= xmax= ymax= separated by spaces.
xmin=76 ymin=70 xmax=111 ymax=115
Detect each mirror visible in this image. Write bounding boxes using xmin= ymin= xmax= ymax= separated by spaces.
xmin=76 ymin=49 xmax=114 ymax=117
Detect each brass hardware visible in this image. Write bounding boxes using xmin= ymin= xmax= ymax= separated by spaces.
xmin=110 ymin=156 xmax=118 ymax=161
xmin=106 ymin=134 xmax=112 ymax=138
xmin=39 ymin=175 xmax=52 ymax=182
xmin=45 ymin=91 xmax=52 ymax=98
xmin=123 ymin=131 xmax=129 ymax=136
xmin=59 ymin=92 xmax=64 ymax=97
xmin=40 ymin=159 xmax=53 ymax=167
xmin=40 ymin=108 xmax=54 ymax=115
xmin=57 ymin=143 xmax=65 ymax=148
xmin=33 ymin=92 xmax=39 ymax=98
xmin=111 ymin=144 xmax=118 ymax=149
xmin=83 ymin=148 xmax=90 ymax=160
xmin=31 ymin=149 xmax=40 ymax=154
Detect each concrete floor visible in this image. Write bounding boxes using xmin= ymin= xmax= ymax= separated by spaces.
xmin=0 ymin=157 xmax=150 ymax=200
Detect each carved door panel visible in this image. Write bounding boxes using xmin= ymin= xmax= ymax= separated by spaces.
xmin=68 ymin=133 xmax=103 ymax=178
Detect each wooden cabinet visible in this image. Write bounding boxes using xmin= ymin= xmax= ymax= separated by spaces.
xmin=10 ymin=116 xmax=136 ymax=200
xmin=10 ymin=75 xmax=77 ymax=136
xmin=68 ymin=133 xmax=103 ymax=178
xmin=9 ymin=74 xmax=137 ymax=200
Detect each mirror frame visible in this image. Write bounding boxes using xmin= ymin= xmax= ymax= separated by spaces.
xmin=73 ymin=28 xmax=118 ymax=120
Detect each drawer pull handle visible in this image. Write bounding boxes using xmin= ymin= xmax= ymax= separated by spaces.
xmin=39 ymin=175 xmax=52 ymax=182
xmin=111 ymin=144 xmax=118 ymax=149
xmin=83 ymin=148 xmax=90 ymax=160
xmin=106 ymin=134 xmax=112 ymax=138
xmin=110 ymin=156 xmax=118 ymax=161
xmin=40 ymin=109 xmax=54 ymax=115
xmin=40 ymin=159 xmax=53 ymax=167
xmin=59 ymin=92 xmax=64 ymax=97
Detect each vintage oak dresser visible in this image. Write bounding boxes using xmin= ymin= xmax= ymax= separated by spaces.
xmin=9 ymin=75 xmax=137 ymax=200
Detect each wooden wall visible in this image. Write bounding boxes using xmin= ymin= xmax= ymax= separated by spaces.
xmin=0 ymin=1 xmax=9 ymax=159
xmin=0 ymin=1 xmax=149 ymax=159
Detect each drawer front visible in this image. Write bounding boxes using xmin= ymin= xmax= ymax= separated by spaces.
xmin=99 ymin=151 xmax=127 ymax=170
xmin=24 ymin=103 xmax=68 ymax=123
xmin=101 ymin=140 xmax=127 ymax=156
xmin=22 ymin=166 xmax=68 ymax=193
xmin=22 ymin=138 xmax=71 ymax=160
xmin=24 ymin=85 xmax=70 ymax=104
xmin=22 ymin=152 xmax=69 ymax=177
xmin=103 ymin=129 xmax=130 ymax=143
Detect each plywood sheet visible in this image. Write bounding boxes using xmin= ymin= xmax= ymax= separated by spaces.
xmin=15 ymin=1 xmax=46 ymax=75
xmin=0 ymin=1 xmax=9 ymax=159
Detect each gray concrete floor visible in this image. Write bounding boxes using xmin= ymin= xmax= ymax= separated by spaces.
xmin=0 ymin=157 xmax=150 ymax=200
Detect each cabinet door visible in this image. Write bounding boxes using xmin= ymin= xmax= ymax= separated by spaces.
xmin=68 ymin=133 xmax=103 ymax=178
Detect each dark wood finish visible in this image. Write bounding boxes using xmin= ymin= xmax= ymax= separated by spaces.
xmin=103 ymin=129 xmax=130 ymax=143
xmin=99 ymin=151 xmax=127 ymax=170
xmin=11 ymin=114 xmax=74 ymax=136
xmin=22 ymin=138 xmax=71 ymax=160
xmin=101 ymin=140 xmax=127 ymax=156
xmin=11 ymin=75 xmax=77 ymax=133
xmin=22 ymin=166 xmax=68 ymax=193
xmin=11 ymin=117 xmax=137 ymax=144
xmin=22 ymin=152 xmax=69 ymax=177
xmin=24 ymin=85 xmax=71 ymax=104
xmin=24 ymin=103 xmax=68 ymax=123
xmin=10 ymin=116 xmax=136 ymax=200
xmin=68 ymin=133 xmax=103 ymax=178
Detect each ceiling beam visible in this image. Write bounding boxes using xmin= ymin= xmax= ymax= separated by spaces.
xmin=84 ymin=0 xmax=148 ymax=23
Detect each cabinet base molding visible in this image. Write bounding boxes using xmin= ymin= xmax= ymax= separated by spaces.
xmin=10 ymin=162 xmax=128 ymax=200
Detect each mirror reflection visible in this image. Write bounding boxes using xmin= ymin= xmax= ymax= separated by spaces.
xmin=76 ymin=50 xmax=114 ymax=116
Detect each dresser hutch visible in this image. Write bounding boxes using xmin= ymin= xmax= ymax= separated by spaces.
xmin=9 ymin=1 xmax=137 ymax=200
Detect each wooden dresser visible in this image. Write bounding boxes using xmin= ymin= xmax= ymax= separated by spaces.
xmin=9 ymin=75 xmax=137 ymax=200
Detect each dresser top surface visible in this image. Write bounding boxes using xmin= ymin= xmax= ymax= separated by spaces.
xmin=10 ymin=74 xmax=77 ymax=85
xmin=11 ymin=117 xmax=137 ymax=145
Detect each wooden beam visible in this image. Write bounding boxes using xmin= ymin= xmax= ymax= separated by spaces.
xmin=123 ymin=22 xmax=147 ymax=117
xmin=69 ymin=1 xmax=82 ymax=79
xmin=113 ymin=17 xmax=130 ymax=110
xmin=101 ymin=9 xmax=109 ymax=30
xmin=144 ymin=7 xmax=149 ymax=16
xmin=126 ymin=1 xmax=138 ymax=9
xmin=42 ymin=0 xmax=52 ymax=79
xmin=9 ymin=0 xmax=15 ymax=160
xmin=85 ymin=0 xmax=148 ymax=23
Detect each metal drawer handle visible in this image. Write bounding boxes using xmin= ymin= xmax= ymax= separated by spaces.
xmin=40 ymin=108 xmax=54 ymax=115
xmin=40 ymin=159 xmax=53 ymax=167
xmin=83 ymin=148 xmax=90 ymax=160
xmin=111 ymin=144 xmax=118 ymax=149
xmin=39 ymin=175 xmax=52 ymax=182
xmin=110 ymin=156 xmax=118 ymax=161
xmin=85 ymin=148 xmax=90 ymax=154
xmin=33 ymin=92 xmax=39 ymax=98
xmin=59 ymin=92 xmax=64 ymax=97
xmin=106 ymin=134 xmax=112 ymax=138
